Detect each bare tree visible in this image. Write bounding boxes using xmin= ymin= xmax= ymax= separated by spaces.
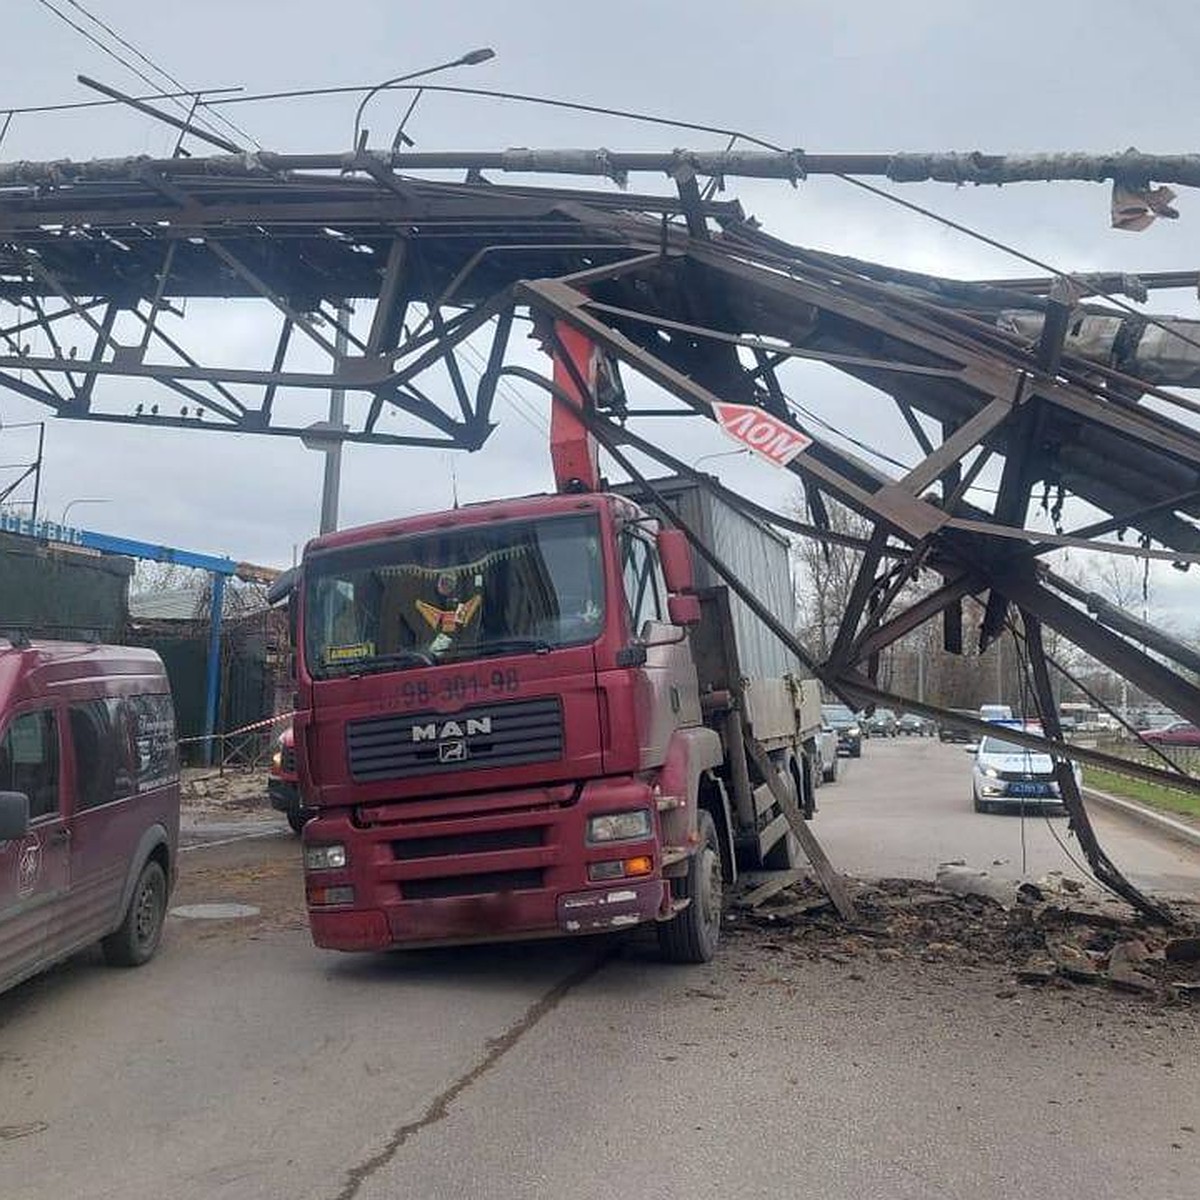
xmin=791 ymin=499 xmax=871 ymax=660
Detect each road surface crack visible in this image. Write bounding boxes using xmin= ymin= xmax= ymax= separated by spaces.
xmin=331 ymin=952 xmax=609 ymax=1200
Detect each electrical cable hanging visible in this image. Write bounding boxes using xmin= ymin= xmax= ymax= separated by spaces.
xmin=33 ymin=0 xmax=255 ymax=149
xmin=59 ymin=0 xmax=259 ymax=148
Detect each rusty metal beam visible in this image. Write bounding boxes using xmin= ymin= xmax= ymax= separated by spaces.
xmin=1020 ymin=611 xmax=1174 ymax=924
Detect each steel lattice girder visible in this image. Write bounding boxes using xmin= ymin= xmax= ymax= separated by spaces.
xmin=3 ymin=153 xmax=1200 ymax=751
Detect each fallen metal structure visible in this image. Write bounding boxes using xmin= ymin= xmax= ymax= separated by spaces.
xmin=3 ymin=146 xmax=1199 ymax=918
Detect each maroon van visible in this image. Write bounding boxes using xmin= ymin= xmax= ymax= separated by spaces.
xmin=0 ymin=639 xmax=180 ymax=995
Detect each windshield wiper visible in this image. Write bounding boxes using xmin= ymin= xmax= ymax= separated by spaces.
xmin=439 ymin=637 xmax=553 ymax=662
xmin=319 ymin=650 xmax=433 ymax=677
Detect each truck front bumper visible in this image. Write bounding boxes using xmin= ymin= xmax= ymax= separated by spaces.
xmin=304 ymin=778 xmax=670 ymax=952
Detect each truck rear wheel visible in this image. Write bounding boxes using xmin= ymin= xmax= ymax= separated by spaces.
xmin=657 ymin=811 xmax=722 ymax=964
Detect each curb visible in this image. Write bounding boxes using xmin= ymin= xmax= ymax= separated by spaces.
xmin=1084 ymin=786 xmax=1200 ymax=851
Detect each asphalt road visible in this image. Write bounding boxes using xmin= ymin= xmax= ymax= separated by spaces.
xmin=815 ymin=735 xmax=1200 ymax=901
xmin=0 ymin=741 xmax=1196 ymax=1200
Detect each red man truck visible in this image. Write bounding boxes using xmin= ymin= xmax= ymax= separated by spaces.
xmin=280 ymin=330 xmax=830 ymax=963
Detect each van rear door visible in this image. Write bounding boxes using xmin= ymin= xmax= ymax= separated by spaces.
xmin=0 ymin=705 xmax=70 ymax=990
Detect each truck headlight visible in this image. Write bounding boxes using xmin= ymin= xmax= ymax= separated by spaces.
xmin=271 ymin=749 xmax=283 ymax=772
xmin=304 ymin=843 xmax=347 ymax=870
xmin=587 ymin=810 xmax=652 ymax=843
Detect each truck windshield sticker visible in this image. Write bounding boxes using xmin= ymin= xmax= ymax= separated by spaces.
xmin=416 ymin=596 xmax=482 ymax=636
xmin=326 ymin=642 xmax=376 ymax=664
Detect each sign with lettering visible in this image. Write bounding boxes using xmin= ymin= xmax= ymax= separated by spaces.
xmin=0 ymin=511 xmax=83 ymax=546
xmin=712 ymin=402 xmax=813 ymax=468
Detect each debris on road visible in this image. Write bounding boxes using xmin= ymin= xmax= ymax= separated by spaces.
xmin=730 ymin=873 xmax=1200 ymax=1003
xmin=182 ymin=769 xmax=268 ymax=820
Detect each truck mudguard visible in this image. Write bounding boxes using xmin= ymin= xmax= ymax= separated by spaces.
xmin=655 ymin=725 xmax=724 ymax=850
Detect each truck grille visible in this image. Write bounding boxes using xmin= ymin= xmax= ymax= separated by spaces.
xmin=346 ymin=697 xmax=564 ymax=782
xmin=392 ymin=827 xmax=545 ymax=860
xmin=402 ymin=869 xmax=545 ymax=900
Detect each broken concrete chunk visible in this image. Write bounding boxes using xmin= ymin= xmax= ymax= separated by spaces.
xmin=1164 ymin=936 xmax=1200 ymax=964
xmin=1017 ymin=954 xmax=1057 ymax=984
xmin=1035 ymin=870 xmax=1086 ymax=895
xmin=1106 ymin=940 xmax=1158 ymax=993
xmin=935 ymin=863 xmax=1017 ymax=907
xmin=1047 ymin=939 xmax=1101 ymax=982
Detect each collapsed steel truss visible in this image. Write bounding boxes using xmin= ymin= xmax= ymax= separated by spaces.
xmin=3 ymin=148 xmax=1200 ymax=916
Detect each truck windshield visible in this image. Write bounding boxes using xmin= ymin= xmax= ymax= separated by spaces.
xmin=303 ymin=513 xmax=605 ymax=677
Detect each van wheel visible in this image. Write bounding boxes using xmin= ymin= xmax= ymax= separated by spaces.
xmin=103 ymin=860 xmax=168 ymax=967
xmin=658 ymin=811 xmax=722 ymax=964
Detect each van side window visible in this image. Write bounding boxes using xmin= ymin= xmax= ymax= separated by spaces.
xmin=69 ymin=701 xmax=121 ymax=811
xmin=619 ymin=533 xmax=664 ymax=638
xmin=0 ymin=710 xmax=60 ymax=821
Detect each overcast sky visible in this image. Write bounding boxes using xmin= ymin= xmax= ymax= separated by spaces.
xmin=2 ymin=1 xmax=1199 ymax=621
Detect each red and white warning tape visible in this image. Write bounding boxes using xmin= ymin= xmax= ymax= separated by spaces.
xmin=177 ymin=710 xmax=295 ymax=746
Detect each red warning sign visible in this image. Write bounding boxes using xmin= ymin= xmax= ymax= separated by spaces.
xmin=713 ymin=402 xmax=813 ymax=467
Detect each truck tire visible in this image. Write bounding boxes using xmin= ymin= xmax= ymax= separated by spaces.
xmin=657 ymin=810 xmax=722 ymax=964
xmin=286 ymin=801 xmax=309 ymax=836
xmin=102 ymin=859 xmax=168 ymax=968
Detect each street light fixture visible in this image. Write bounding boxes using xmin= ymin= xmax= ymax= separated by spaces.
xmin=351 ymin=48 xmax=496 ymax=150
xmin=61 ymin=497 xmax=112 ymax=526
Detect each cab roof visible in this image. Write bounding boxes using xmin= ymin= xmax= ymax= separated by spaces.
xmin=302 ymin=490 xmax=642 ymax=559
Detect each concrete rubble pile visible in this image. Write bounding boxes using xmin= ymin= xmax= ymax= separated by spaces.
xmin=731 ymin=871 xmax=1200 ymax=1004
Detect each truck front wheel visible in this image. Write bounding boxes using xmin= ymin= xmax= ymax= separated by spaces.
xmin=657 ymin=810 xmax=722 ymax=964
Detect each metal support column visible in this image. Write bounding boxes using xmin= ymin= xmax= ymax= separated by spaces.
xmin=203 ymin=572 xmax=226 ymax=767
xmin=319 ymin=303 xmax=351 ymax=534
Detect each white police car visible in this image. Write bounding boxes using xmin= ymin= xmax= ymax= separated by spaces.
xmin=971 ymin=722 xmax=1079 ymax=815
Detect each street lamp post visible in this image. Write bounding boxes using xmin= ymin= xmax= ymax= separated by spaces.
xmin=315 ymin=49 xmax=495 ymax=537
xmin=61 ymin=497 xmax=112 ymax=526
xmin=351 ymin=48 xmax=495 ymax=150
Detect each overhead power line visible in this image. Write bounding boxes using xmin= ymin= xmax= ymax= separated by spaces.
xmin=31 ymin=0 xmax=257 ymax=149
xmin=58 ymin=0 xmax=259 ymax=148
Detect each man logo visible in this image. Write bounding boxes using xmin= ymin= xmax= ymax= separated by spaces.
xmin=412 ymin=716 xmax=493 ymax=743
xmin=438 ymin=739 xmax=468 ymax=764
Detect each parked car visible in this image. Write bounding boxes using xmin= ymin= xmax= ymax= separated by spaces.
xmin=1141 ymin=720 xmax=1200 ymax=746
xmin=970 ymin=726 xmax=1079 ymax=814
xmin=268 ymin=726 xmax=311 ymax=834
xmin=866 ymin=708 xmax=898 ymax=738
xmin=815 ymin=724 xmax=840 ymax=783
xmin=897 ymin=713 xmax=929 ymax=736
xmin=938 ymin=709 xmax=977 ymax=743
xmin=821 ymin=704 xmax=863 ymax=758
xmin=1 ymin=639 xmax=180 ymax=996
xmin=978 ymin=703 xmax=1013 ymax=723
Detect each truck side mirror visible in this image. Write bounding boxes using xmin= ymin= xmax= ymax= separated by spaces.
xmin=0 ymin=791 xmax=30 ymax=841
xmin=657 ymin=529 xmax=694 ymax=594
xmin=667 ymin=594 xmax=702 ymax=628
